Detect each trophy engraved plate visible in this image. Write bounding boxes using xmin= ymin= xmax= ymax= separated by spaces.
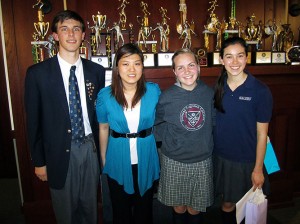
xmin=213 ymin=52 xmax=221 ymax=65
xmin=91 ymin=56 xmax=110 ymax=68
xmin=105 ymin=69 xmax=113 ymax=87
xmin=143 ymin=53 xmax=156 ymax=67
xmin=157 ymin=53 xmax=174 ymax=66
xmin=255 ymin=52 xmax=271 ymax=64
xmin=272 ymin=52 xmax=286 ymax=64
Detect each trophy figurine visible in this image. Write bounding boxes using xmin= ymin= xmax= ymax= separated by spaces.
xmin=153 ymin=7 xmax=170 ymax=52
xmin=109 ymin=22 xmax=125 ymax=52
xmin=277 ymin=24 xmax=294 ymax=52
xmin=117 ymin=0 xmax=129 ymax=30
xmin=179 ymin=20 xmax=197 ymax=49
xmin=176 ymin=0 xmax=187 ymax=35
xmin=265 ymin=19 xmax=280 ymax=51
xmin=88 ymin=12 xmax=107 ymax=55
xmin=137 ymin=1 xmax=152 ymax=52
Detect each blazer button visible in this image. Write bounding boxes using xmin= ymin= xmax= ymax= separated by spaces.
xmin=66 ymin=149 xmax=70 ymax=152
xmin=67 ymin=129 xmax=71 ymax=133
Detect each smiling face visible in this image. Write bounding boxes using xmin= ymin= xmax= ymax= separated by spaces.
xmin=173 ymin=52 xmax=200 ymax=91
xmin=220 ymin=43 xmax=248 ymax=78
xmin=52 ymin=19 xmax=85 ymax=55
xmin=118 ymin=53 xmax=143 ymax=88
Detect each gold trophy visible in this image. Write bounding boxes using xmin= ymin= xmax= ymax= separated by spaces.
xmin=153 ymin=7 xmax=170 ymax=53
xmin=176 ymin=0 xmax=187 ymax=35
xmin=204 ymin=0 xmax=220 ymax=53
xmin=117 ymin=0 xmax=129 ymax=30
xmin=137 ymin=1 xmax=153 ymax=52
xmin=88 ymin=12 xmax=110 ymax=68
xmin=176 ymin=0 xmax=196 ymax=49
xmin=245 ymin=14 xmax=270 ymax=64
xmin=31 ymin=0 xmax=52 ymax=63
xmin=90 ymin=12 xmax=107 ymax=55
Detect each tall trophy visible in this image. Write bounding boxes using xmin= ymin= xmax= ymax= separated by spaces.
xmin=265 ymin=19 xmax=286 ymax=64
xmin=154 ymin=7 xmax=174 ymax=66
xmin=245 ymin=14 xmax=271 ymax=64
xmin=117 ymin=0 xmax=129 ymax=30
xmin=88 ymin=12 xmax=110 ymax=68
xmin=137 ymin=1 xmax=156 ymax=66
xmin=224 ymin=0 xmax=239 ymax=39
xmin=204 ymin=0 xmax=221 ymax=65
xmin=176 ymin=0 xmax=196 ymax=50
xmin=31 ymin=0 xmax=52 ymax=63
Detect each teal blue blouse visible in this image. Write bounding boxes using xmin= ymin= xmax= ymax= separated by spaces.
xmin=96 ymin=82 xmax=161 ymax=196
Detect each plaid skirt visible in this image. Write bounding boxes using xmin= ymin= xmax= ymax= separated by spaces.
xmin=213 ymin=154 xmax=270 ymax=203
xmin=158 ymin=153 xmax=214 ymax=212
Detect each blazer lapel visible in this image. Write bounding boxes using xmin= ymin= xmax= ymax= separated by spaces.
xmin=82 ymin=60 xmax=95 ymax=124
xmin=49 ymin=56 xmax=70 ymax=118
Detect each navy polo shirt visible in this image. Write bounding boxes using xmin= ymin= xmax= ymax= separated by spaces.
xmin=214 ymin=73 xmax=273 ymax=162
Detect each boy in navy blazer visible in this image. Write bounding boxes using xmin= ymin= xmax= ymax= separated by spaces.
xmin=25 ymin=10 xmax=105 ymax=223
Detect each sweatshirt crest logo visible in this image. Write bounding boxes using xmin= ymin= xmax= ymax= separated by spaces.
xmin=180 ymin=104 xmax=205 ymax=131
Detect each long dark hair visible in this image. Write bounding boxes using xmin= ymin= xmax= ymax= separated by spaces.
xmin=111 ymin=43 xmax=146 ymax=109
xmin=214 ymin=37 xmax=248 ymax=112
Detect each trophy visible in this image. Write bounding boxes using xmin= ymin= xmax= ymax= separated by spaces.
xmin=153 ymin=7 xmax=170 ymax=53
xmin=204 ymin=0 xmax=222 ymax=65
xmin=179 ymin=20 xmax=197 ymax=49
xmin=137 ymin=1 xmax=156 ymax=66
xmin=176 ymin=0 xmax=196 ymax=49
xmin=88 ymin=12 xmax=110 ymax=68
xmin=31 ymin=0 xmax=52 ymax=63
xmin=117 ymin=0 xmax=129 ymax=30
xmin=265 ymin=19 xmax=286 ymax=63
xmin=109 ymin=22 xmax=125 ymax=53
xmin=137 ymin=1 xmax=153 ymax=52
xmin=224 ymin=0 xmax=239 ymax=39
xmin=277 ymin=24 xmax=294 ymax=52
xmin=176 ymin=0 xmax=187 ymax=35
xmin=244 ymin=14 xmax=270 ymax=64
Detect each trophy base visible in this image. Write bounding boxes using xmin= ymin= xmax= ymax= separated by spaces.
xmin=143 ymin=53 xmax=157 ymax=67
xmin=157 ymin=52 xmax=174 ymax=66
xmin=254 ymin=51 xmax=272 ymax=64
xmin=272 ymin=52 xmax=286 ymax=64
xmin=91 ymin=56 xmax=110 ymax=68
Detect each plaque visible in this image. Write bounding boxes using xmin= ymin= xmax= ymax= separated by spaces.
xmin=91 ymin=56 xmax=110 ymax=68
xmin=105 ymin=69 xmax=112 ymax=87
xmin=255 ymin=51 xmax=272 ymax=64
xmin=197 ymin=48 xmax=208 ymax=67
xmin=143 ymin=53 xmax=156 ymax=67
xmin=286 ymin=46 xmax=300 ymax=65
xmin=157 ymin=52 xmax=174 ymax=66
xmin=271 ymin=52 xmax=286 ymax=64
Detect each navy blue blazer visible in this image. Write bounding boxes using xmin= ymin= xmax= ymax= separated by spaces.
xmin=25 ymin=56 xmax=105 ymax=189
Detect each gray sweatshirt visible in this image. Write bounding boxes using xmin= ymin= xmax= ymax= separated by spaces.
xmin=154 ymin=80 xmax=215 ymax=163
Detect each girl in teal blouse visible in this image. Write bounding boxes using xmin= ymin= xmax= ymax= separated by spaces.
xmin=96 ymin=43 xmax=160 ymax=224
